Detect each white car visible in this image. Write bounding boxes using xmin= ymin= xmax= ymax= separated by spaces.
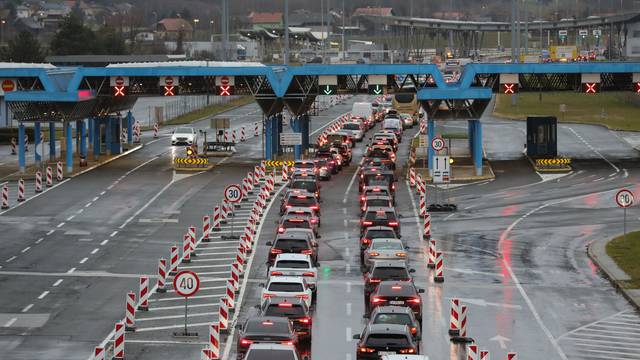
xmin=261 ymin=276 xmax=313 ymax=308
xmin=269 ymin=253 xmax=318 ymax=290
xmin=245 ymin=343 xmax=300 ymax=360
xmin=171 ymin=127 xmax=198 ymax=146
xmin=342 ymin=122 xmax=365 ymax=142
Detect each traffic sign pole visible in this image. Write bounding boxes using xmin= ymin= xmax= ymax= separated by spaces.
xmin=616 ymin=189 xmax=634 ymax=243
xmin=173 ymin=270 xmax=200 ymax=337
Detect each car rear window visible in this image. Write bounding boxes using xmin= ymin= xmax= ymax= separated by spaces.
xmin=366 ymin=229 xmax=398 ymax=239
xmin=245 ymin=319 xmax=290 ymax=335
xmin=366 ymin=199 xmax=391 ymax=208
xmin=364 ymin=189 xmax=390 ymax=197
xmin=371 ymin=241 xmax=403 ymax=250
xmin=274 ymin=239 xmax=310 ymax=251
xmin=365 ymin=333 xmax=410 ymax=347
xmin=378 ymin=283 xmax=416 ymax=297
xmin=343 ymin=123 xmax=360 ymax=130
xmin=364 ymin=211 xmax=396 ymax=222
xmin=288 ymin=196 xmax=317 ymax=207
xmin=283 ymin=219 xmax=311 ymax=229
xmin=373 ymin=313 xmax=413 ymax=326
xmin=291 ymin=181 xmax=318 ymax=192
xmin=264 ymin=304 xmax=306 ymax=317
xmin=275 ymin=260 xmax=310 ymax=269
xmin=371 ymin=267 xmax=410 ymax=280
xmin=268 ymin=282 xmax=304 ymax=292
xmin=369 ymin=150 xmax=391 ymax=159
xmin=246 ymin=349 xmax=296 ymax=360
xmin=366 ymin=178 xmax=392 ymax=188
xmin=294 ymin=163 xmax=315 ymax=169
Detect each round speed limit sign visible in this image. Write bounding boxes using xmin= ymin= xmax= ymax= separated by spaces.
xmin=431 ymin=137 xmax=445 ymax=151
xmin=173 ymin=270 xmax=200 ymax=297
xmin=616 ymin=189 xmax=634 ymax=208
xmin=224 ymin=184 xmax=243 ymax=203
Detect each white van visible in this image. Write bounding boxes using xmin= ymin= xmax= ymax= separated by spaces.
xmin=352 ymin=102 xmax=374 ymax=123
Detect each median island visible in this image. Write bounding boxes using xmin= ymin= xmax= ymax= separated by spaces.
xmin=606 ymin=231 xmax=640 ymax=289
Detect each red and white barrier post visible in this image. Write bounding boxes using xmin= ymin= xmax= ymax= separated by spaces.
xmin=220 ymin=202 xmax=228 ymax=224
xmin=182 ymin=234 xmax=192 ymax=263
xmin=17 ymin=179 xmax=25 ymax=202
xmin=113 ymin=321 xmax=125 ymax=360
xmin=480 ymin=350 xmax=490 ymax=360
xmin=170 ymin=245 xmax=179 ymax=275
xmin=427 ymin=239 xmax=436 ymax=268
xmin=56 ymin=161 xmax=63 ymax=181
xmin=219 ymin=296 xmax=229 ymax=332
xmin=467 ymin=344 xmax=478 ymax=360
xmin=202 ymin=323 xmax=220 ymax=360
xmin=254 ymin=122 xmax=259 ymax=137
xmin=212 ymin=206 xmax=221 ymax=231
xmin=35 ymin=171 xmax=43 ymax=193
xmin=125 ymin=291 xmax=136 ymax=331
xmin=46 ymin=166 xmax=53 ymax=186
xmin=1 ymin=184 xmax=8 ymax=209
xmin=153 ymin=123 xmax=159 ymax=138
xmin=10 ymin=137 xmax=16 ymax=155
xmin=423 ymin=212 xmax=431 ymax=240
xmin=225 ymin=279 xmax=235 ymax=310
xmin=202 ymin=215 xmax=211 ymax=242
xmin=157 ymin=258 xmax=167 ymax=293
xmin=409 ymin=167 xmax=416 ymax=187
xmin=449 ymin=298 xmax=460 ymax=336
xmin=138 ymin=276 xmax=149 ymax=311
xmin=507 ymin=353 xmax=517 ymax=360
xmin=189 ymin=225 xmax=197 ymax=256
xmin=230 ymin=263 xmax=240 ymax=292
xmin=281 ymin=164 xmax=289 ymax=183
xmin=459 ymin=305 xmax=468 ymax=338
xmin=241 ymin=126 xmax=246 ymax=142
xmin=434 ymin=251 xmax=444 ymax=283
xmin=93 ymin=346 xmax=105 ymax=360
xmin=419 ymin=194 xmax=427 ymax=217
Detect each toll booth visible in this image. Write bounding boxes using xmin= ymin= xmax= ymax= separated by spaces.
xmin=92 ymin=116 xmax=122 ymax=158
xmin=526 ymin=116 xmax=557 ymax=158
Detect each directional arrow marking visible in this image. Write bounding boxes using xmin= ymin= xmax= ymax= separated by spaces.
xmin=323 ymin=85 xmax=333 ymax=95
xmin=372 ymin=85 xmax=382 ymax=94
xmin=445 ymin=297 xmax=522 ymax=310
xmin=490 ymin=335 xmax=511 ymax=349
xmin=448 ymin=267 xmax=505 ymax=277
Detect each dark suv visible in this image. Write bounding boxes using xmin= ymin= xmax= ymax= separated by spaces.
xmin=266 ymin=232 xmax=318 ymax=265
xmin=360 ymin=207 xmax=400 ymax=237
xmin=368 ymin=306 xmax=422 ymax=343
xmin=353 ymin=324 xmax=419 ymax=359
xmin=368 ymin=281 xmax=424 ymax=320
xmin=363 ymin=260 xmax=414 ymax=303
xmin=236 ymin=316 xmax=298 ymax=359
xmin=260 ymin=297 xmax=312 ymax=339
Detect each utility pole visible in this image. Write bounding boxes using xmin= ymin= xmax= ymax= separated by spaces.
xmin=221 ymin=0 xmax=229 ymax=61
xmin=524 ymin=0 xmax=529 ymax=55
xmin=321 ymin=0 xmax=325 ymax=61
xmin=511 ymin=0 xmax=517 ymax=62
xmin=341 ymin=0 xmax=345 ymax=60
xmin=284 ymin=0 xmax=290 ymax=65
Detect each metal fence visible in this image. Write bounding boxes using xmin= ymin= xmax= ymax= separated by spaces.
xmin=137 ymin=95 xmax=240 ymax=127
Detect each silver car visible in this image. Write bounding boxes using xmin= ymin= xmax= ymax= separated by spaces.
xmin=341 ymin=122 xmax=364 ymax=142
xmin=362 ymin=238 xmax=407 ymax=271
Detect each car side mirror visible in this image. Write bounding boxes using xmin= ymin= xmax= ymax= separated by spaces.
xmin=409 ymin=269 xmax=416 ymax=273
xmin=266 ymin=241 xmax=273 ymax=246
xmin=418 ymin=288 xmax=425 ymax=293
xmin=352 ymin=334 xmax=361 ymax=340
xmin=259 ymin=283 xmax=265 ymax=288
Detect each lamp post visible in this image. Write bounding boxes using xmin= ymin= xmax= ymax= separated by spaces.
xmin=193 ymin=18 xmax=199 ymax=41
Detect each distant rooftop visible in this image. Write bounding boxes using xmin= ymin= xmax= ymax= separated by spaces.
xmin=45 ymin=55 xmax=187 ymax=67
xmin=106 ymin=61 xmax=266 ymax=68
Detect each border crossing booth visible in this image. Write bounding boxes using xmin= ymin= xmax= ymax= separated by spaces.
xmin=526 ymin=116 xmax=557 ymax=158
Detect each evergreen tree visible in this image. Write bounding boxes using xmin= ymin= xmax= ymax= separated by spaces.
xmin=1 ymin=31 xmax=46 ymax=62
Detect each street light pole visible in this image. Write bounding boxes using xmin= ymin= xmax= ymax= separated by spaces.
xmin=284 ymin=0 xmax=290 ymax=65
xmin=341 ymin=0 xmax=345 ymax=60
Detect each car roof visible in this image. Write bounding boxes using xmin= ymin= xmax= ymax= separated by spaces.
xmin=247 ymin=343 xmax=297 ymax=351
xmin=285 ymin=190 xmax=315 ymax=198
xmin=366 ymin=323 xmax=410 ymax=335
xmin=371 ymin=260 xmax=409 ymax=268
xmin=246 ymin=316 xmax=291 ymax=326
xmin=364 ymin=195 xmax=392 ymax=201
xmin=286 ymin=207 xmax=313 ymax=213
xmin=365 ymin=206 xmax=396 ymax=212
xmin=274 ymin=253 xmax=312 ymax=262
xmin=275 ymin=232 xmax=312 ymax=240
xmin=371 ymin=305 xmax=415 ymax=316
xmin=370 ymin=238 xmax=403 ymax=244
xmin=268 ymin=276 xmax=305 ymax=283
xmin=365 ymin=226 xmax=395 ymax=231
xmin=281 ymin=214 xmax=310 ymax=220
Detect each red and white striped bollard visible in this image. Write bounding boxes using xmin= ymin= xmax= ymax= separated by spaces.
xmin=467 ymin=344 xmax=478 ymax=360
xmin=93 ymin=346 xmax=105 ymax=360
xmin=138 ymin=276 xmax=149 ymax=311
xmin=434 ymin=251 xmax=444 ymax=283
xmin=240 ymin=126 xmax=246 ymax=141
xmin=480 ymin=350 xmax=490 ymax=360
xmin=209 ymin=323 xmax=220 ymax=359
xmin=219 ymin=296 xmax=229 ymax=331
xmin=157 ymin=258 xmax=167 ymax=293
xmin=17 ymin=178 xmax=25 ymax=202
xmin=225 ymin=279 xmax=235 ymax=310
xmin=212 ymin=206 xmax=221 ymax=231
xmin=35 ymin=171 xmax=42 ymax=193
xmin=427 ymin=239 xmax=436 ymax=268
xmin=423 ymin=213 xmax=431 ymax=240
xmin=449 ymin=298 xmax=461 ymax=336
xmin=182 ymin=234 xmax=191 ymax=263
xmin=189 ymin=226 xmax=197 ymax=256
xmin=202 ymin=215 xmax=210 ymax=242
xmin=113 ymin=321 xmax=125 ymax=360
xmin=1 ymin=184 xmax=8 ymax=209
xmin=56 ymin=161 xmax=63 ymax=181
xmin=507 ymin=353 xmax=517 ymax=360
xmin=170 ymin=245 xmax=179 ymax=275
xmin=46 ymin=166 xmax=53 ymax=186
xmin=125 ymin=292 xmax=136 ymax=331
xmin=153 ymin=123 xmax=159 ymax=138
xmin=409 ymin=167 xmax=416 ymax=187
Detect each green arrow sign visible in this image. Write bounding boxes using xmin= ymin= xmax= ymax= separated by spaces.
xmin=369 ymin=84 xmax=383 ymax=95
xmin=323 ymin=85 xmax=333 ymax=95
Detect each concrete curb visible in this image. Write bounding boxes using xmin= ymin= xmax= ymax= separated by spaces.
xmin=587 ymin=238 xmax=640 ymax=312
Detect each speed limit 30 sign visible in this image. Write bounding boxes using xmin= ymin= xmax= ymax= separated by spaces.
xmin=224 ymin=184 xmax=243 ymax=203
xmin=173 ymin=270 xmax=200 ymax=297
xmin=616 ymin=189 xmax=634 ymax=208
xmin=431 ymin=137 xmax=445 ymax=152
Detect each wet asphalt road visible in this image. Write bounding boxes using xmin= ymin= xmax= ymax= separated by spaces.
xmin=1 ymin=94 xmax=640 ymax=360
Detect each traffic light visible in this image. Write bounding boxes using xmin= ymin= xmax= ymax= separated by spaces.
xmin=113 ymin=86 xmax=126 ymax=97
xmin=502 ymin=83 xmax=518 ymax=94
xmin=582 ymin=83 xmax=599 ymax=94
xmin=217 ymin=85 xmax=233 ymax=96
xmin=163 ymin=85 xmax=175 ymax=96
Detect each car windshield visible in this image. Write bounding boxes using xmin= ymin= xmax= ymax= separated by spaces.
xmin=268 ymin=282 xmax=304 ymax=292
xmin=373 ymin=313 xmax=413 ymax=326
xmin=371 ymin=267 xmax=409 ymax=280
xmin=291 ymin=181 xmax=318 ymax=192
xmin=366 ymin=199 xmax=390 ymax=208
xmin=246 ymin=349 xmax=297 ymax=360
xmin=275 ymin=239 xmax=310 ymax=251
xmin=365 ymin=333 xmax=410 ymax=347
xmin=343 ymin=123 xmax=360 ymax=130
xmin=294 ymin=163 xmax=315 ymax=169
xmin=365 ymin=211 xmax=396 ymax=222
xmin=175 ymin=128 xmax=192 ymax=134
xmin=371 ymin=241 xmax=403 ymax=250
xmin=275 ymin=260 xmax=310 ymax=269
xmin=288 ymin=196 xmax=317 ymax=207
xmin=378 ymin=283 xmax=416 ymax=297
xmin=264 ymin=304 xmax=306 ymax=317
xmin=366 ymin=229 xmax=398 ymax=239
xmin=245 ymin=320 xmax=291 ymax=335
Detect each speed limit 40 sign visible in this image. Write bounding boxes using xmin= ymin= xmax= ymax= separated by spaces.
xmin=173 ymin=270 xmax=200 ymax=297
xmin=616 ymin=189 xmax=634 ymax=208
xmin=224 ymin=184 xmax=243 ymax=203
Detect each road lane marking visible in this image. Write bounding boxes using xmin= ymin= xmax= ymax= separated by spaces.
xmin=37 ymin=291 xmax=49 ymax=299
xmin=79 ymin=257 xmax=88 ymax=264
xmin=110 ymin=231 xmax=118 ymax=237
xmin=21 ymin=304 xmax=33 ymax=313
xmin=21 ymin=247 xmax=31 ymax=253
xmin=100 ymin=191 xmax=106 ymax=195
xmin=343 ymin=165 xmax=362 ymax=204
xmin=84 ymin=202 xmax=92 ymax=208
xmin=91 ymin=248 xmax=99 ymax=254
xmin=56 ymin=222 xmax=65 ymax=228
xmin=76 ymin=209 xmax=83 ymax=214
xmin=346 ymin=281 xmax=351 ymax=293
xmin=35 ymin=238 xmax=44 ymax=244
xmin=66 ymin=215 xmax=75 ymax=221
xmin=107 ymin=184 xmax=114 ymax=190
xmin=346 ymin=302 xmax=352 ymax=316
xmin=53 ymin=279 xmax=63 ymax=287
xmin=119 ymin=181 xmax=174 ymax=229
xmin=100 ymin=239 xmax=109 ymax=245
xmin=92 ymin=196 xmax=99 ymax=202
xmin=4 ymin=317 xmax=17 ymax=327
xmin=346 ymin=327 xmax=352 ymax=342
xmin=67 ymin=267 xmax=76 ymax=273
xmin=46 ymin=230 xmax=55 ymax=235
xmin=6 ymin=256 xmax=16 ymax=262
xmin=564 ymin=126 xmax=619 ymax=173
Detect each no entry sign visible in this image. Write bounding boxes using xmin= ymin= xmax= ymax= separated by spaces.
xmin=173 ymin=270 xmax=200 ymax=297
xmin=224 ymin=184 xmax=243 ymax=203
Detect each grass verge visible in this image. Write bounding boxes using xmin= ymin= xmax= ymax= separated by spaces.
xmin=165 ymin=96 xmax=255 ymax=125
xmin=493 ymin=92 xmax=640 ymax=131
xmin=606 ymin=231 xmax=640 ymax=289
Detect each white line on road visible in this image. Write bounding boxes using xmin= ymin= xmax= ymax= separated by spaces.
xmin=21 ymin=247 xmax=30 ymax=253
xmin=84 ymin=202 xmax=92 ymax=208
xmin=100 ymin=239 xmax=109 ymax=245
xmin=110 ymin=231 xmax=118 ymax=237
xmin=119 ymin=181 xmax=174 ymax=229
xmin=346 ymin=302 xmax=352 ymax=316
xmin=345 ymin=263 xmax=351 ymax=273
xmin=56 ymin=222 xmax=65 ymax=228
xmin=346 ymin=327 xmax=352 ymax=342
xmin=37 ymin=291 xmax=49 ymax=299
xmin=52 ymin=279 xmax=63 ymax=287
xmin=91 ymin=248 xmax=99 ymax=255
xmin=107 ymin=184 xmax=114 ymax=190
xmin=67 ymin=267 xmax=76 ymax=274
xmin=4 ymin=317 xmax=17 ymax=327
xmin=66 ymin=215 xmax=75 ymax=221
xmin=21 ymin=304 xmax=33 ymax=313
xmin=6 ymin=256 xmax=16 ymax=262
xmin=564 ymin=126 xmax=619 ymax=173
xmin=100 ymin=191 xmax=106 ymax=195
xmin=79 ymin=257 xmax=88 ymax=264
xmin=343 ymin=165 xmax=362 ymax=204
xmin=346 ymin=281 xmax=351 ymax=293
xmin=76 ymin=209 xmax=83 ymax=214
xmin=92 ymin=196 xmax=99 ymax=202
xmin=35 ymin=238 xmax=44 ymax=244
xmin=46 ymin=230 xmax=55 ymax=235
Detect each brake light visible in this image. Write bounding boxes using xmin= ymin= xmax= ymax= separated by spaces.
xmin=369 ymin=278 xmax=381 ymax=283
xmin=302 ymin=272 xmax=315 ymax=277
xmin=310 ymin=219 xmax=317 ymax=224
xmin=388 ymin=221 xmax=399 ymax=226
xmin=289 ymin=219 xmax=304 ymax=223
xmin=362 ymin=238 xmax=371 ymax=244
xmin=400 ymin=348 xmax=417 ymax=354
xmin=281 ymin=341 xmax=294 ymax=345
xmin=301 ymin=249 xmax=313 ymax=255
xmin=391 ymin=285 xmax=403 ymax=290
xmin=263 ymin=293 xmax=273 ymax=298
xmin=285 ymin=205 xmax=292 ymax=209
xmin=369 ymin=252 xmax=379 ymax=257
xmin=371 ymin=297 xmax=385 ymax=304
xmin=270 ymin=271 xmax=284 ymax=276
xmin=359 ymin=347 xmax=376 ymax=353
xmin=407 ymin=297 xmax=421 ymax=304
xmin=278 ymin=303 xmax=293 ymax=307
xmin=392 ymin=183 xmax=396 ymax=190
xmin=297 ymin=196 xmax=307 ymax=199
xmin=410 ymin=327 xmax=417 ymax=334
xmin=329 ymin=160 xmax=335 ymax=164
xmin=299 ymin=317 xmax=311 ymax=324
xmin=360 ymin=196 xmax=366 ymax=201
xmin=271 ymin=249 xmax=283 ymax=254
xmin=310 ymin=205 xmax=319 ymax=210
xmin=296 ymin=294 xmax=309 ymax=300
xmin=362 ymin=221 xmax=373 ymax=226
xmin=278 ymin=227 xmax=285 ymax=233
xmin=262 ymin=320 xmax=274 ymax=325
xmin=373 ymin=188 xmax=381 ymax=192
xmin=240 ymin=338 xmax=253 ymax=346
xmin=396 ymin=252 xmax=406 ymax=257
xmin=321 ymin=166 xmax=327 ymax=170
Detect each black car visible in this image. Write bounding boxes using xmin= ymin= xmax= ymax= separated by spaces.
xmin=260 ymin=297 xmax=312 ymax=339
xmin=360 ymin=226 xmax=399 ymax=263
xmin=266 ymin=232 xmax=318 ymax=265
xmin=277 ymin=215 xmax=316 ymax=236
xmin=368 ymin=306 xmax=422 ymax=343
xmin=353 ymin=324 xmax=419 ymax=359
xmin=360 ymin=195 xmax=394 ymax=215
xmin=368 ymin=281 xmax=424 ymax=320
xmin=363 ymin=260 xmax=414 ymax=303
xmin=360 ymin=207 xmax=400 ymax=237
xmin=280 ymin=191 xmax=320 ymax=216
xmin=236 ymin=316 xmax=299 ymax=359
xmin=314 ymin=156 xmax=337 ymax=177
xmin=289 ymin=179 xmax=321 ymax=199
xmin=359 ymin=170 xmax=396 ymax=194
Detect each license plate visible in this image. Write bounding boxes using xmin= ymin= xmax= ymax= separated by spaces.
xmin=379 ymin=351 xmax=395 ymax=355
xmin=389 ymin=300 xmax=404 ymax=305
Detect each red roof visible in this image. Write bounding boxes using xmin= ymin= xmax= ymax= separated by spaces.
xmin=248 ymin=12 xmax=282 ymax=24
xmin=352 ymin=7 xmax=394 ymax=17
xmin=157 ymin=18 xmax=193 ymax=32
